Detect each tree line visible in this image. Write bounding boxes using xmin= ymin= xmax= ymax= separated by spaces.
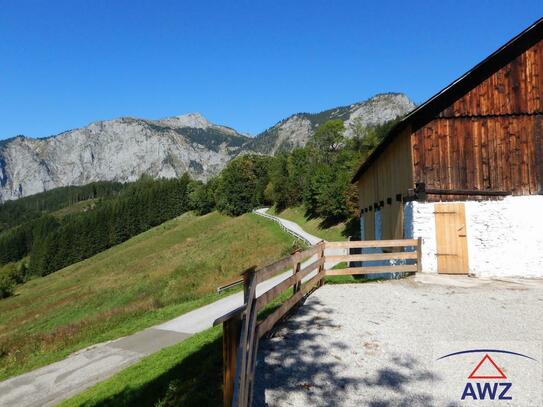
xmin=192 ymin=117 xmax=399 ymax=220
xmin=0 ymin=181 xmax=127 ymax=234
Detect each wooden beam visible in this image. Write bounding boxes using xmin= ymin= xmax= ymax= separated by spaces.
xmin=213 ymin=305 xmax=245 ymax=326
xmin=416 ymin=237 xmax=422 ymax=273
xmin=415 ymin=182 xmax=510 ymax=197
xmin=237 ymin=269 xmax=257 ymax=407
xmin=255 ymin=242 xmax=323 ymax=283
xmin=252 ymin=256 xmax=292 ymax=284
xmin=325 ymin=239 xmax=418 ymax=249
xmin=326 ymin=265 xmax=418 ymax=276
xmin=256 ymin=271 xmax=323 ymax=339
xmin=255 ymin=257 xmax=324 ymax=310
xmin=326 ymin=251 xmax=418 ymax=263
xmin=223 ymin=313 xmax=242 ymax=407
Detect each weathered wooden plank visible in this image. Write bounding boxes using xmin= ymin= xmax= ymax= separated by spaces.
xmin=325 ymin=239 xmax=418 ymax=249
xmin=223 ymin=314 xmax=242 ymax=407
xmin=413 ymin=115 xmax=542 ymax=200
xmin=296 ymin=242 xmax=325 ymax=261
xmin=438 ymin=39 xmax=543 ymax=117
xmin=326 ymin=265 xmax=418 ymax=276
xmin=416 ymin=237 xmax=422 ymax=274
xmin=294 ymin=253 xmax=302 ymax=294
xmin=255 ymin=243 xmax=323 ymax=283
xmin=214 ymin=305 xmax=245 ymax=326
xmin=325 ymin=251 xmax=418 ymax=263
xmin=255 ymin=257 xmax=325 ymax=310
xmin=237 ymin=270 xmax=257 ymax=406
xmin=253 ymin=255 xmax=295 ymax=284
xmin=256 ymin=271 xmax=323 ymax=339
xmin=409 ymin=36 xmax=543 ymax=201
xmin=535 ymin=115 xmax=543 ymax=193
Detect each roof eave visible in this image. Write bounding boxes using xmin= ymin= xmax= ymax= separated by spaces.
xmin=351 ymin=16 xmax=543 ymax=184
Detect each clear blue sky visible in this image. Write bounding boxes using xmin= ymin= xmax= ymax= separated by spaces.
xmin=1 ymin=1 xmax=542 ymax=140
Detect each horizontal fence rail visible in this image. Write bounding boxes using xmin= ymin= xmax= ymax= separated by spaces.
xmin=215 ymin=237 xmax=422 ymax=407
xmin=216 ymin=278 xmax=244 ymax=293
xmin=326 ymin=238 xmax=422 ymax=276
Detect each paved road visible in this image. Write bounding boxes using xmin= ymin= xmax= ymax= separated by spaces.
xmin=0 ymin=208 xmax=341 ymax=407
xmin=254 ymin=208 xmax=322 ymax=245
xmin=254 ymin=208 xmax=345 ymax=270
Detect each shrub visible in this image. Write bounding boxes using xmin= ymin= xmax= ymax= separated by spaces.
xmin=0 ymin=273 xmax=15 ymax=299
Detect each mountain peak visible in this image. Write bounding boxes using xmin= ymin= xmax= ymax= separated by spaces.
xmin=157 ymin=113 xmax=211 ymax=129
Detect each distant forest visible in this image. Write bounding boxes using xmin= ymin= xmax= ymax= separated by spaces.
xmin=0 ymin=181 xmax=127 ymax=234
xmin=0 ymin=118 xmax=398 ymax=298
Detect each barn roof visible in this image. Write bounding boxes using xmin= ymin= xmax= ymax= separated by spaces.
xmin=352 ymin=16 xmax=543 ymax=183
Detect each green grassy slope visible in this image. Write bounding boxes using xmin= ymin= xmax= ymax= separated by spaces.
xmin=269 ymin=206 xmax=350 ymax=242
xmin=59 ymin=326 xmax=224 ymax=407
xmin=0 ymin=212 xmax=295 ymax=380
xmin=60 ymin=286 xmax=297 ymax=407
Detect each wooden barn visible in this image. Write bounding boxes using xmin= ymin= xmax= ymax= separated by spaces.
xmin=352 ymin=17 xmax=543 ymax=277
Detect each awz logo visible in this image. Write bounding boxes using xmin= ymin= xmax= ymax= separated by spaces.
xmin=437 ymin=349 xmax=537 ymax=402
xmin=461 ymin=354 xmax=511 ymax=400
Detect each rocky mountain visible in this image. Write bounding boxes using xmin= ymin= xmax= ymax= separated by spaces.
xmin=0 ymin=93 xmax=415 ymax=202
xmin=0 ymin=114 xmax=250 ymax=201
xmin=245 ymin=93 xmax=415 ymax=154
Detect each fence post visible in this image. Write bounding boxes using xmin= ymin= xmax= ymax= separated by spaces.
xmin=416 ymin=237 xmax=422 ymax=273
xmin=318 ymin=241 xmax=326 ymax=287
xmin=237 ymin=267 xmax=258 ymax=407
xmin=243 ymin=267 xmax=255 ymax=303
xmin=292 ymin=250 xmax=301 ymax=294
xmin=223 ymin=313 xmax=242 ymax=407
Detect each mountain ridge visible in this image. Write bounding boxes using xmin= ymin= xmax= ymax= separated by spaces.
xmin=0 ymin=93 xmax=415 ymax=202
xmin=246 ymin=93 xmax=415 ymax=154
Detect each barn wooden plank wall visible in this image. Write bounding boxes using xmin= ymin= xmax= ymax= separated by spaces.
xmin=439 ymin=41 xmax=543 ymax=117
xmin=412 ymin=38 xmax=543 ymax=199
xmin=412 ymin=115 xmax=542 ymax=198
xmin=358 ymin=127 xmax=412 ymax=239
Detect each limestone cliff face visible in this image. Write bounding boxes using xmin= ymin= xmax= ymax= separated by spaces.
xmin=0 ymin=93 xmax=416 ymax=202
xmin=245 ymin=93 xmax=415 ymax=154
xmin=0 ymin=114 xmax=248 ymax=201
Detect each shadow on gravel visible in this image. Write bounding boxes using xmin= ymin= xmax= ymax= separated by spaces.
xmin=253 ymin=298 xmax=447 ymax=407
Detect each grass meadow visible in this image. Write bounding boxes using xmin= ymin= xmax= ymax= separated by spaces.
xmin=0 ymin=211 xmax=295 ymax=380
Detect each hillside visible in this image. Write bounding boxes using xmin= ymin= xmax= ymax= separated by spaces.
xmin=0 ymin=94 xmax=414 ymax=202
xmin=0 ymin=211 xmax=296 ymax=380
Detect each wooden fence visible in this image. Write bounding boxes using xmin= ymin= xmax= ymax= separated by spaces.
xmin=326 ymin=238 xmax=421 ymax=275
xmin=214 ymin=238 xmax=421 ymax=407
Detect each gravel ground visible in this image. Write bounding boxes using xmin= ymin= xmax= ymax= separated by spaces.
xmin=254 ymin=275 xmax=543 ymax=407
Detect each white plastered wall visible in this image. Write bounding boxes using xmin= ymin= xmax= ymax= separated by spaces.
xmin=405 ymin=195 xmax=543 ymax=278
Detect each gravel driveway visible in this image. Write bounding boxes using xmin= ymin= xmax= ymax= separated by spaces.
xmin=254 ymin=274 xmax=543 ymax=406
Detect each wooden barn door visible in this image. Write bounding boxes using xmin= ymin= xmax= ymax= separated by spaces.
xmin=434 ymin=203 xmax=469 ymax=274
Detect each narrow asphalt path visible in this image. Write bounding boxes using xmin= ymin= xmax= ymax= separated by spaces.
xmin=0 ymin=208 xmax=342 ymax=407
